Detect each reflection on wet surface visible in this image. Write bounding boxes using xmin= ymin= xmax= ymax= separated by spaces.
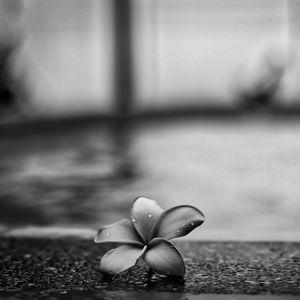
xmin=1 ymin=119 xmax=300 ymax=240
xmin=0 ymin=122 xmax=136 ymax=228
xmin=0 ymin=290 xmax=298 ymax=300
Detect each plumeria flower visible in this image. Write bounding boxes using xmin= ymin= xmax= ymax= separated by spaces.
xmin=94 ymin=197 xmax=205 ymax=276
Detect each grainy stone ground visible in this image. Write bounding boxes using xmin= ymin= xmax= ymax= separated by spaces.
xmin=0 ymin=238 xmax=299 ymax=296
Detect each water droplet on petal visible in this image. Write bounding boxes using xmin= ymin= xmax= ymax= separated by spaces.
xmin=176 ymin=229 xmax=181 ymax=233
xmin=190 ymin=221 xmax=194 ymax=226
xmin=148 ymin=213 xmax=153 ymax=218
xmin=106 ymin=232 xmax=112 ymax=237
xmin=132 ymin=218 xmax=137 ymax=223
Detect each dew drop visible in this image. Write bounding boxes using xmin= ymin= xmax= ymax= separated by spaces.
xmin=106 ymin=232 xmax=112 ymax=237
xmin=132 ymin=218 xmax=137 ymax=223
xmin=176 ymin=229 xmax=181 ymax=233
xmin=148 ymin=213 xmax=153 ymax=218
xmin=190 ymin=221 xmax=194 ymax=226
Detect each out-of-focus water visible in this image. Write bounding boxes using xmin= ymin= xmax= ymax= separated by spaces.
xmin=1 ymin=119 xmax=300 ymax=240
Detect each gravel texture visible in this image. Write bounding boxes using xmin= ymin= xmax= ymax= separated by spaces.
xmin=0 ymin=238 xmax=299 ymax=295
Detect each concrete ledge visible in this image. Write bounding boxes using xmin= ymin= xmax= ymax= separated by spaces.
xmin=2 ymin=226 xmax=300 ymax=242
xmin=0 ymin=238 xmax=299 ymax=295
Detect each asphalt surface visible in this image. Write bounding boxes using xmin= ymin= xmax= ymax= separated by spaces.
xmin=0 ymin=238 xmax=299 ymax=296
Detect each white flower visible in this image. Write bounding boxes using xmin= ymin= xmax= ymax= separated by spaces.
xmin=95 ymin=197 xmax=205 ymax=276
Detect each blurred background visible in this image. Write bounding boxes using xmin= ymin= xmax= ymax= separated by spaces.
xmin=0 ymin=0 xmax=300 ymax=240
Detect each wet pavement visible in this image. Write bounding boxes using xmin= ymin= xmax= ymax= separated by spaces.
xmin=0 ymin=290 xmax=299 ymax=300
xmin=0 ymin=238 xmax=299 ymax=295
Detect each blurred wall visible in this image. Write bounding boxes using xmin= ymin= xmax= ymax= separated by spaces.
xmin=133 ymin=0 xmax=289 ymax=109
xmin=4 ymin=0 xmax=300 ymax=116
xmin=16 ymin=0 xmax=114 ymax=116
xmin=278 ymin=0 xmax=300 ymax=105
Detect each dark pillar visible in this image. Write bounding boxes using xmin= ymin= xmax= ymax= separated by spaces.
xmin=112 ymin=0 xmax=133 ymax=115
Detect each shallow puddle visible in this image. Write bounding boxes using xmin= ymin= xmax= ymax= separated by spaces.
xmin=0 ymin=290 xmax=299 ymax=300
xmin=1 ymin=119 xmax=300 ymax=241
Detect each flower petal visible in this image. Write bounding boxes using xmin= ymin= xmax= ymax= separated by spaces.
xmin=131 ymin=197 xmax=164 ymax=243
xmin=143 ymin=238 xmax=185 ymax=276
xmin=94 ymin=219 xmax=143 ymax=246
xmin=100 ymin=245 xmax=146 ymax=274
xmin=155 ymin=205 xmax=205 ymax=240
